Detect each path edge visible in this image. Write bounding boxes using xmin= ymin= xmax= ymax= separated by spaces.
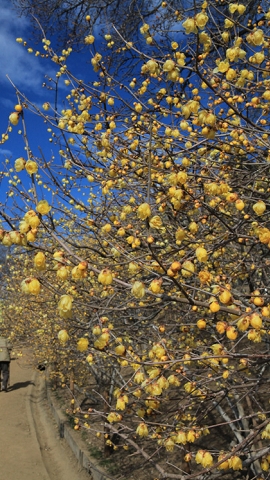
xmin=44 ymin=376 xmax=112 ymax=480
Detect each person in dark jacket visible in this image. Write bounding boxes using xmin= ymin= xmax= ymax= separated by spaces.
xmin=0 ymin=336 xmax=12 ymax=392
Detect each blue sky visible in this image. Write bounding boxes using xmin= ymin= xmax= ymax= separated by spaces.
xmin=0 ymin=0 xmax=97 ymax=210
xmin=0 ymin=1 xmax=48 ymax=153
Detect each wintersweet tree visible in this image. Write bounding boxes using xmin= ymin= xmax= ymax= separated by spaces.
xmin=1 ymin=0 xmax=270 ymax=477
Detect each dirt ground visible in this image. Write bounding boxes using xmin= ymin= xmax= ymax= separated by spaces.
xmin=0 ymin=351 xmax=92 ymax=480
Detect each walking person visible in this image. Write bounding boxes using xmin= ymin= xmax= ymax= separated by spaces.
xmin=0 ymin=335 xmax=12 ymax=392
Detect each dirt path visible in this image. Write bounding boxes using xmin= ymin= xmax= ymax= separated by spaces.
xmin=0 ymin=352 xmax=92 ymax=480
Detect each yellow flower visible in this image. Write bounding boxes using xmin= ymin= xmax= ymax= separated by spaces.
xmin=237 ymin=316 xmax=250 ymax=331
xmin=215 ymin=322 xmax=226 ymax=336
xmin=98 ymin=268 xmax=113 ymax=285
xmin=250 ymin=313 xmax=262 ymax=329
xmin=250 ymin=52 xmax=265 ymax=64
xmin=224 ymin=19 xmax=234 ymax=28
xmin=28 ymin=215 xmax=40 ymax=228
xmin=164 ymin=438 xmax=175 ymax=452
xmin=226 ymin=326 xmax=238 ymax=340
xmin=195 ymin=247 xmax=208 ymax=262
xmin=157 ymin=376 xmax=169 ymax=390
xmin=195 ymin=12 xmax=208 ymax=29
xmin=36 ymin=200 xmax=51 ymax=215
xmin=248 ymin=329 xmax=262 ymax=342
xmin=222 ymin=31 xmax=230 ymax=42
xmin=107 ymin=412 xmax=122 ymax=423
xmin=259 ymin=228 xmax=270 ymax=244
xmin=167 ymin=374 xmax=180 ymax=386
xmin=149 ymin=216 xmax=162 ymax=229
xmin=219 ymin=290 xmax=232 ymax=304
xmin=34 ymin=252 xmax=46 ymax=270
xmin=261 ymin=423 xmax=270 ymax=439
xmin=58 ymin=330 xmax=69 ymax=343
xmin=175 ymin=431 xmax=187 ymax=444
xmin=198 ymin=270 xmax=212 ymax=284
xmin=14 ymin=157 xmax=26 ymax=172
xmin=146 ymin=59 xmax=159 ymax=73
xmin=246 ymin=29 xmax=264 ymax=46
xmin=86 ymin=353 xmax=94 ymax=364
xmin=137 ymin=202 xmax=151 ymax=219
xmin=140 ymin=23 xmax=150 ymax=35
xmin=149 ymin=278 xmax=163 ymax=293
xmin=115 ymin=345 xmax=126 ymax=355
xmin=9 ymin=112 xmax=20 ymax=126
xmin=235 ymin=199 xmax=245 ymax=210
xmin=85 ymin=35 xmax=95 ymax=44
xmin=196 ymin=450 xmax=213 ymax=468
xmin=58 ymin=294 xmax=73 ymax=318
xmin=26 ymin=230 xmax=37 ymax=242
xmin=27 ymin=278 xmax=41 ymax=295
xmin=253 ymin=200 xmax=266 ymax=216
xmin=77 ymin=337 xmax=89 ymax=352
xmin=261 ymin=458 xmax=270 ymax=471
xmin=175 ymin=228 xmax=186 ymax=241
xmin=182 ymin=18 xmax=197 ymax=34
xmin=147 ymin=382 xmax=162 ymax=396
xmin=189 ymin=221 xmax=198 ymax=234
xmin=226 ymin=68 xmax=237 ymax=81
xmin=229 ymin=455 xmax=242 ymax=470
xmin=209 ymin=301 xmax=220 ymax=313
xmin=9 ymin=231 xmax=21 ymax=245
xmin=218 ymin=453 xmax=230 ymax=470
xmin=237 ymin=4 xmax=246 ymax=14
xmin=132 ymin=281 xmax=145 ymax=298
xmin=116 ymin=396 xmax=127 ymax=411
xmin=21 ymin=279 xmax=30 ymax=294
xmin=186 ymin=430 xmax=196 ymax=442
xmin=177 ymin=171 xmax=187 ymax=184
xmin=19 ymin=220 xmax=30 ymax=234
xmin=197 ymin=319 xmax=206 ymax=329
xmin=217 ymin=60 xmax=230 ymax=73
xmin=181 ymin=260 xmax=195 ymax=277
xmin=134 ymin=371 xmax=145 ymax=384
xmin=163 ymin=59 xmax=175 ymax=72
xmin=57 ymin=266 xmax=69 ymax=280
xmin=228 ymin=3 xmax=238 ymax=13
xmin=25 ymin=160 xmax=38 ymax=175
xmin=72 ymin=265 xmax=87 ymax=280
xmin=136 ymin=423 xmax=148 ymax=437
xmin=263 ymin=90 xmax=270 ymax=101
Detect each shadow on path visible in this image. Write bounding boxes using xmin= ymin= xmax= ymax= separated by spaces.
xmin=8 ymin=380 xmax=35 ymax=391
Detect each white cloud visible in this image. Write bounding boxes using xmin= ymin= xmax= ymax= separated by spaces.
xmin=0 ymin=148 xmax=12 ymax=157
xmin=0 ymin=2 xmax=47 ymax=89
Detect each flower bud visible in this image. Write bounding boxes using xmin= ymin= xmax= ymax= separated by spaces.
xmin=132 ymin=281 xmax=145 ymax=298
xmin=250 ymin=313 xmax=262 ymax=329
xmin=9 ymin=112 xmax=20 ymax=125
xmin=34 ymin=252 xmax=46 ymax=270
xmin=253 ymin=201 xmax=266 ymax=216
xmin=58 ymin=294 xmax=73 ymax=318
xmin=58 ymin=330 xmax=69 ymax=343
